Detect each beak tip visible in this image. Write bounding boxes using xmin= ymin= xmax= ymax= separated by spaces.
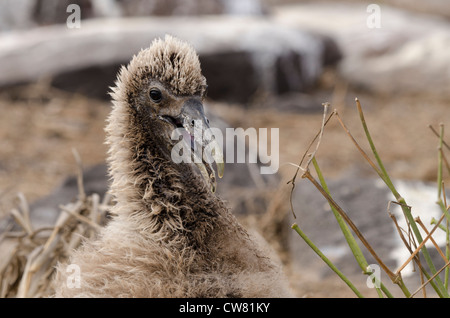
xmin=217 ymin=162 xmax=224 ymax=179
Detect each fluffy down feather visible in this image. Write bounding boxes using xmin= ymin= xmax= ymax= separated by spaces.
xmin=53 ymin=35 xmax=292 ymax=298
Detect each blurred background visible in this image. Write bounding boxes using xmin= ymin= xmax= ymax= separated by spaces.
xmin=1 ymin=0 xmax=450 ymax=297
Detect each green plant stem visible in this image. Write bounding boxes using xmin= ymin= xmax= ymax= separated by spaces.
xmin=446 ymin=216 xmax=449 ymax=290
xmin=437 ymin=124 xmax=449 ymax=290
xmin=291 ymin=223 xmax=364 ymax=298
xmin=436 ymin=201 xmax=450 ymax=229
xmin=355 ymin=99 xmax=449 ymax=298
xmin=437 ymin=124 xmax=444 ymax=200
xmin=431 ymin=217 xmax=449 ymax=233
xmin=432 ymin=125 xmax=450 ymax=294
xmin=312 ymin=158 xmax=367 ymax=270
xmin=303 ymin=169 xmax=405 ymax=296
xmin=311 ymin=157 xmax=393 ymax=298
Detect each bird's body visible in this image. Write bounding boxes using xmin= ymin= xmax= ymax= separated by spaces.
xmin=53 ymin=36 xmax=291 ymax=297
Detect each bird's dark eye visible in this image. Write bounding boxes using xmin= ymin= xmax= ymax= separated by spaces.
xmin=149 ymin=89 xmax=162 ymax=103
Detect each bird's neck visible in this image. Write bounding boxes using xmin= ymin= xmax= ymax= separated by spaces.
xmin=106 ymin=105 xmax=224 ymax=246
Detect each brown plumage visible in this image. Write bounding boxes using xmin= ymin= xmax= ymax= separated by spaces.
xmin=53 ymin=35 xmax=292 ymax=297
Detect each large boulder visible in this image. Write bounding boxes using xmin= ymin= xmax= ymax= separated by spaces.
xmin=274 ymin=2 xmax=450 ymax=98
xmin=0 ymin=16 xmax=341 ymax=103
xmin=386 ymin=0 xmax=450 ymax=19
xmin=0 ymin=0 xmax=266 ymax=32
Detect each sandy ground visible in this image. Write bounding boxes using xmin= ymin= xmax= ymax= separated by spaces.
xmin=2 ymin=74 xmax=449 ymax=206
xmin=1 ymin=68 xmax=449 ymax=297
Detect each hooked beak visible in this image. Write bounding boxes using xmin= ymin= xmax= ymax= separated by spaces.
xmin=161 ymin=98 xmax=224 ymax=192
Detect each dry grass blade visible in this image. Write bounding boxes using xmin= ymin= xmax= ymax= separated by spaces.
xmin=334 ymin=111 xmax=383 ymax=177
xmin=16 ymin=246 xmax=43 ymax=298
xmin=388 ymin=202 xmax=411 ymax=249
xmin=410 ymin=260 xmax=450 ymax=298
xmin=1 ymin=192 xmax=112 ymax=297
xmin=303 ymin=103 xmax=331 ymax=170
xmin=71 ymin=148 xmax=86 ymax=201
xmin=0 ymin=152 xmax=113 ymax=297
xmin=302 ymin=170 xmax=399 ymax=283
xmin=17 ymin=193 xmax=32 ymax=234
xmin=59 ymin=203 xmax=102 ymax=232
xmin=288 ymin=98 xmax=450 ymax=297
xmin=415 ymin=217 xmax=448 ymax=263
xmin=388 ymin=201 xmax=419 ymax=265
xmin=387 ymin=202 xmax=426 ymax=296
xmin=388 ymin=202 xmax=420 ymax=267
xmin=90 ymin=193 xmax=100 ymax=223
xmin=9 ymin=208 xmax=32 ymax=236
xmin=287 ymin=103 xmax=333 ymax=218
xmin=395 ymin=211 xmax=447 ymax=275
xmin=429 ymin=124 xmax=450 ymax=151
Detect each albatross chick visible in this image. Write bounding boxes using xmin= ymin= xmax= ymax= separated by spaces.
xmin=53 ymin=35 xmax=292 ymax=298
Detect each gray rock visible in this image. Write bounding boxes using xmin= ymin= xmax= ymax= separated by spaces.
xmin=0 ymin=0 xmax=267 ymax=32
xmin=387 ymin=0 xmax=450 ymax=19
xmin=27 ymin=163 xmax=109 ymax=230
xmin=288 ymin=173 xmax=397 ymax=278
xmin=288 ymin=171 xmax=448 ymax=287
xmin=274 ymin=2 xmax=450 ymax=98
xmin=0 ymin=16 xmax=340 ymax=103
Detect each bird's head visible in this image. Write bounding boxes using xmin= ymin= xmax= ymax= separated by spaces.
xmin=110 ymin=35 xmax=224 ymax=192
